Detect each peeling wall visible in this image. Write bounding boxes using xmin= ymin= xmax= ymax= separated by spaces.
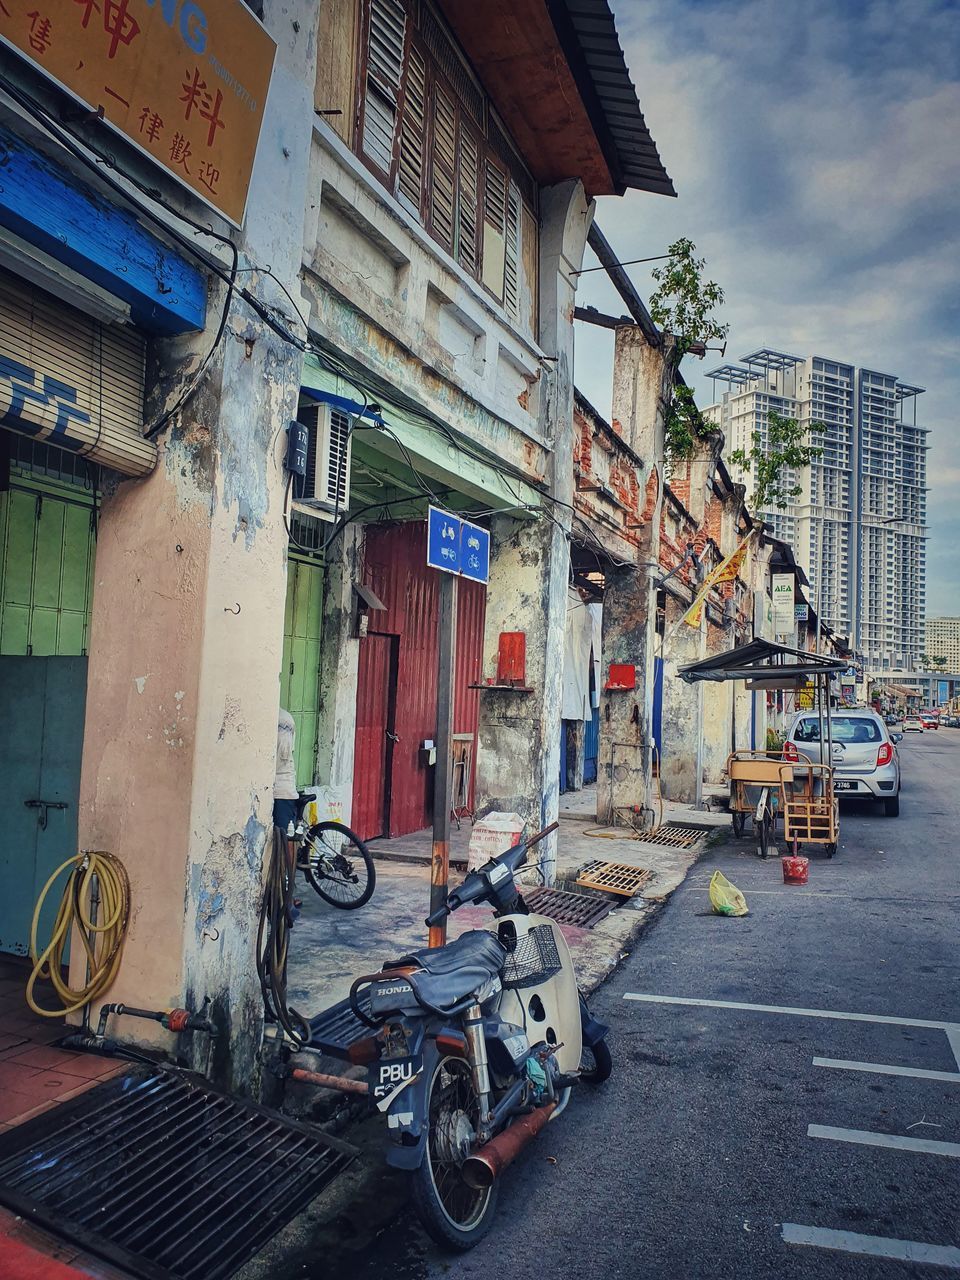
xmin=74 ymin=0 xmax=317 ymax=1091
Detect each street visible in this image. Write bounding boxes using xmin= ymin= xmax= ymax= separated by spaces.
xmin=333 ymin=730 xmax=959 ymax=1279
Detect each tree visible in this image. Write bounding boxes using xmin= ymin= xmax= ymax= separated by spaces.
xmin=647 ymin=239 xmax=729 ymax=464
xmin=729 ymin=410 xmax=825 ymax=513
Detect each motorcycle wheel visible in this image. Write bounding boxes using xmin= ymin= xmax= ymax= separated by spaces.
xmin=411 ymin=1056 xmax=498 ymax=1251
xmin=579 ymin=1037 xmax=613 ymax=1084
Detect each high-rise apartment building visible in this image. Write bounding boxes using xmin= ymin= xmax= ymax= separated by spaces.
xmin=925 ymin=618 xmax=960 ymax=670
xmin=705 ymin=350 xmax=927 ymax=669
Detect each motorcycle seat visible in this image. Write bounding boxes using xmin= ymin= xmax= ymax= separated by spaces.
xmin=385 ymin=930 xmax=506 ymax=1015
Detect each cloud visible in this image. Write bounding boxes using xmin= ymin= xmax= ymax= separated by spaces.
xmin=574 ymin=0 xmax=960 ymax=614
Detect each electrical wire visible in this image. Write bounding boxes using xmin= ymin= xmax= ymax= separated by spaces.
xmin=256 ymin=826 xmax=310 ymax=1048
xmin=26 ymin=851 xmax=131 ymax=1018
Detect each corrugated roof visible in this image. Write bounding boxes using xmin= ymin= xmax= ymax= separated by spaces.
xmin=557 ymin=0 xmax=676 ymax=197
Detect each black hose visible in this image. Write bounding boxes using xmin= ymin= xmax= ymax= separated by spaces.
xmin=256 ymin=826 xmax=310 ymax=1048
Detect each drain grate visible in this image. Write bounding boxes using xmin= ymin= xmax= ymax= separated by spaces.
xmin=0 ymin=1063 xmax=356 ymax=1280
xmin=576 ymin=860 xmax=652 ymax=897
xmin=524 ymin=886 xmax=614 ymax=928
xmin=633 ymin=822 xmax=707 ymax=850
xmin=309 ymin=991 xmax=376 ymax=1060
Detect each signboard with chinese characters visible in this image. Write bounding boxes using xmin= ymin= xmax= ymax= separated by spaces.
xmin=771 ymin=573 xmax=795 ymax=634
xmin=427 ymin=506 xmax=490 ymax=584
xmin=0 ymin=0 xmax=276 ymax=226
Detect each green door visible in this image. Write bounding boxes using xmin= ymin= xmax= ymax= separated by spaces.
xmin=0 ymin=657 xmax=87 ymax=955
xmin=0 ymin=451 xmax=95 ymax=956
xmin=280 ymin=555 xmax=324 ymax=789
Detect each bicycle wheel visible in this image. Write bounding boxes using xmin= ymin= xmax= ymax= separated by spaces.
xmin=301 ymin=821 xmax=376 ymax=909
xmin=756 ymin=810 xmax=772 ymax=860
xmin=732 ymin=809 xmax=746 ymax=838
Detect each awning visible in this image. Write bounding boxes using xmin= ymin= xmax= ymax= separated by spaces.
xmin=300 ymin=355 xmax=540 ymax=513
xmin=678 ymin=639 xmax=848 ymax=686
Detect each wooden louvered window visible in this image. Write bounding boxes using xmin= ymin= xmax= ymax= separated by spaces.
xmin=355 ymin=0 xmax=537 ymax=328
xmin=457 ymin=127 xmax=480 ymax=276
xmin=361 ymin=0 xmax=407 ymax=174
xmin=397 ymin=42 xmax=426 ymax=212
xmin=430 ymin=84 xmax=457 ymax=250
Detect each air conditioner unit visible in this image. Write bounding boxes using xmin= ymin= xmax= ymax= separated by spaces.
xmin=293 ymin=402 xmax=352 ymax=520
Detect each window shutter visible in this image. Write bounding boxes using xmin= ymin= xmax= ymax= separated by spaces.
xmin=503 ymin=184 xmax=522 ymax=318
xmin=457 ymin=127 xmax=480 ymax=275
xmin=361 ymin=0 xmax=407 ymax=174
xmin=397 ymin=43 xmax=426 ymax=213
xmin=481 ymin=160 xmax=507 ymax=298
xmin=430 ymin=84 xmax=456 ymax=250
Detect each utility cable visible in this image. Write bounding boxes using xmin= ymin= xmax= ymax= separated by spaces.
xmin=256 ymin=826 xmax=310 ymax=1048
xmin=26 ymin=851 xmax=130 ymax=1018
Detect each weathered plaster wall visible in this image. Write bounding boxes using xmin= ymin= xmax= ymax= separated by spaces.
xmin=75 ymin=0 xmax=317 ymax=1090
xmin=475 ymin=180 xmax=592 ymax=881
xmin=659 ymin=595 xmax=706 ymax=804
xmin=596 ymin=326 xmax=670 ymax=826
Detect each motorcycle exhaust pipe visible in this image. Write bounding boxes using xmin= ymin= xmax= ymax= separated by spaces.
xmin=461 ymin=1102 xmax=557 ymax=1189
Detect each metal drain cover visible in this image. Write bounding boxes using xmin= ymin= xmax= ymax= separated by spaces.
xmin=576 ymin=860 xmax=652 ymax=897
xmin=634 ymin=822 xmax=708 ymax=849
xmin=0 ymin=1062 xmax=356 ymax=1280
xmin=524 ymin=886 xmax=613 ymax=928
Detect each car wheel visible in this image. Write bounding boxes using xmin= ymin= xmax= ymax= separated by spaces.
xmin=884 ymin=795 xmax=900 ymax=818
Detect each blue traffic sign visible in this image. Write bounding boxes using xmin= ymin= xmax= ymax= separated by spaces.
xmin=427 ymin=506 xmax=490 ymax=584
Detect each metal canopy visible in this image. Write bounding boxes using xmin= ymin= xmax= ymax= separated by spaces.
xmin=678 ymin=639 xmax=847 ymax=685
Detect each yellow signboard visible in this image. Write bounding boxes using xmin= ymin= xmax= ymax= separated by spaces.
xmin=0 ymin=0 xmax=276 ymax=225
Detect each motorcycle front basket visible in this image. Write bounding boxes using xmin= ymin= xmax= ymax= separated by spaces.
xmin=500 ymin=924 xmax=562 ymax=989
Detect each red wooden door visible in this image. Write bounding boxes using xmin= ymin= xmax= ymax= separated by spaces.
xmin=352 ymin=634 xmax=394 ymax=840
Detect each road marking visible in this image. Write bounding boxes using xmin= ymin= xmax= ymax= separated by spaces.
xmin=623 ymin=994 xmax=960 ymax=1071
xmin=808 ymin=1123 xmax=960 ymax=1158
xmin=782 ymin=1223 xmax=960 ymax=1268
xmin=814 ymin=1056 xmax=960 ymax=1083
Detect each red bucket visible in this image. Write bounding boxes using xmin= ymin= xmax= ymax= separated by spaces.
xmin=782 ymin=855 xmax=809 ymax=885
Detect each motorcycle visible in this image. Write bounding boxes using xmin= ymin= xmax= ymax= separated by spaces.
xmin=346 ymin=823 xmax=612 ymax=1250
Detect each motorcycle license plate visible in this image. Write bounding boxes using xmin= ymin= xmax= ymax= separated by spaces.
xmin=833 ymin=780 xmax=856 ymax=791
xmin=369 ymin=1054 xmax=422 ymax=1102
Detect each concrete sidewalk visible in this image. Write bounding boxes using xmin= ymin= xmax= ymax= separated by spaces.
xmin=283 ymin=786 xmax=729 ymax=1033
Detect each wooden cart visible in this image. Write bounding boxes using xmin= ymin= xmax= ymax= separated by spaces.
xmin=727 ymin=749 xmax=812 ymax=859
xmin=779 ymin=761 xmax=839 ymax=858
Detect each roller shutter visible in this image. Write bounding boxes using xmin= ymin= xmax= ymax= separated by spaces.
xmin=0 ymin=270 xmax=154 ymax=477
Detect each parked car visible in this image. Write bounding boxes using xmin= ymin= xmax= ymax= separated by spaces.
xmin=783 ymin=708 xmax=901 ymax=816
xmin=903 ymin=715 xmax=924 ymax=732
xmin=943 ymin=715 xmax=959 ymax=728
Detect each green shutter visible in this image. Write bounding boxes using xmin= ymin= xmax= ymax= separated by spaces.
xmin=280 ymin=556 xmax=325 ymax=789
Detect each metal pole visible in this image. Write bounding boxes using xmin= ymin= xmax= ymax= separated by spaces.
xmin=429 ymin=572 xmax=457 ymax=948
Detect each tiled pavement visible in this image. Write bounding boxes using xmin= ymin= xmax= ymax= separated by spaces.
xmin=0 ymin=958 xmax=123 ymax=1133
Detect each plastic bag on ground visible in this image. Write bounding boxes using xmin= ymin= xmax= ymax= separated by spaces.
xmin=709 ymin=870 xmax=749 ymax=917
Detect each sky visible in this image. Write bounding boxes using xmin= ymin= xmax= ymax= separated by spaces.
xmin=573 ymin=0 xmax=960 ymax=617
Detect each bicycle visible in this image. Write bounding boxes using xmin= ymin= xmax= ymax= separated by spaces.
xmin=291 ymin=791 xmax=376 ymax=910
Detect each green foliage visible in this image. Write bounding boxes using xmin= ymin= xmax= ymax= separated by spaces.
xmin=766 ymin=727 xmax=785 ymax=752
xmin=729 ymin=410 xmax=825 ymax=513
xmin=664 ymin=383 xmax=711 ymax=462
xmin=649 ymin=238 xmax=729 ymax=355
xmin=920 ymin=652 xmax=948 ymax=671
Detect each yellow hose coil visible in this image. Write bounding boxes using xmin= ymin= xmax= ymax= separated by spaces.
xmin=26 ymin=850 xmax=131 ymax=1018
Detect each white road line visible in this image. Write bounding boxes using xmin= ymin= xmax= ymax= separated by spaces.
xmin=808 ymin=1124 xmax=960 ymax=1159
xmin=782 ymin=1223 xmax=960 ymax=1268
xmin=623 ymin=994 xmax=960 ymax=1072
xmin=814 ymin=1056 xmax=960 ymax=1083
xmin=623 ymin=993 xmax=959 ymax=1033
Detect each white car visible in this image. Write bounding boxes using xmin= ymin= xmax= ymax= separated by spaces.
xmin=903 ymin=716 xmax=924 ymax=732
xmin=784 ymin=708 xmax=902 ymax=816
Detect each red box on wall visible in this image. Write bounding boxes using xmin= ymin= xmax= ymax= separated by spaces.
xmin=496 ymin=632 xmax=526 ymax=685
xmin=606 ymin=663 xmax=636 ymax=690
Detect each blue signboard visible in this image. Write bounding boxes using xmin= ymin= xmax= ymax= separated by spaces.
xmin=938 ymin=679 xmax=949 ymax=707
xmin=427 ymin=506 xmax=490 ymax=584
